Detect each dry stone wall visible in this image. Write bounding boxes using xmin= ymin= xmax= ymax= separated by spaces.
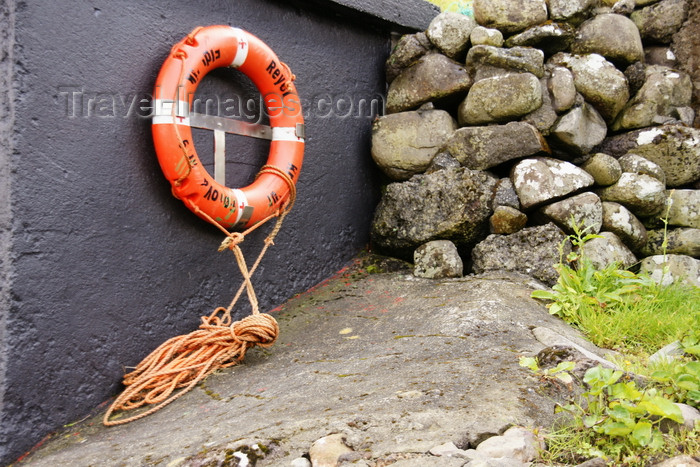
xmin=371 ymin=0 xmax=700 ymax=286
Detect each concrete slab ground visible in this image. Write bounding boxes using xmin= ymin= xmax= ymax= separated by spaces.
xmin=16 ymin=254 xmax=609 ymax=466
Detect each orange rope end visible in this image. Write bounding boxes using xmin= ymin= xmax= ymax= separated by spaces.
xmin=103 ymin=313 xmax=278 ymax=426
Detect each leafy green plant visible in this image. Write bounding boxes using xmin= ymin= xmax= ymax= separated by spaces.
xmin=524 ymin=363 xmax=693 ymax=465
xmin=525 ymin=215 xmax=700 ymax=464
xmin=531 ymin=224 xmax=700 ymax=355
xmin=650 ymin=359 xmax=700 ymax=409
xmin=519 ymin=356 xmax=575 ymax=388
xmin=680 ymin=316 xmax=700 ymax=358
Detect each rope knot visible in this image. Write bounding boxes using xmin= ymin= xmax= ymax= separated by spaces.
xmin=218 ymin=232 xmax=245 ymax=252
xmin=230 ymin=313 xmax=279 ymax=347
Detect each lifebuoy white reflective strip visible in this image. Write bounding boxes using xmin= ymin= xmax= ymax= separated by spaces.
xmin=152 ymin=99 xmax=190 ymax=125
xmin=214 ymin=129 xmax=226 ymax=185
xmin=272 ymin=127 xmax=305 ymax=142
xmin=232 ymin=188 xmax=249 ymax=225
xmin=230 ymin=28 xmax=249 ymax=68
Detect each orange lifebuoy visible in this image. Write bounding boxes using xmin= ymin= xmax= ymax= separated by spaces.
xmin=152 ymin=25 xmax=304 ymax=230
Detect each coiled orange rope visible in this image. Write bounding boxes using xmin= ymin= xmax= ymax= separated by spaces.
xmin=103 ymin=170 xmax=296 ymax=427
xmin=104 ymin=33 xmax=299 ymax=425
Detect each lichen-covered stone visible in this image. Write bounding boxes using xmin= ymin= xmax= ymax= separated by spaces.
xmin=473 ymin=0 xmax=548 ymax=35
xmin=425 ymin=152 xmax=461 ymax=174
xmin=443 ymin=122 xmax=548 ymax=171
xmin=385 ymin=32 xmax=433 ymax=83
xmin=458 ymin=73 xmax=542 ymax=125
xmin=548 ymin=52 xmax=630 ymax=123
xmin=469 ymin=26 xmax=504 ymax=47
xmin=640 ymin=228 xmax=700 ymax=257
xmin=490 ymin=206 xmax=528 ymax=234
xmin=371 ymin=167 xmax=497 ymax=259
xmin=387 ymin=53 xmax=472 ymax=113
xmin=639 ymin=254 xmax=699 ymax=287
xmin=601 ymin=202 xmax=648 ymax=252
xmin=613 ymin=65 xmax=693 ymax=131
xmin=426 ymin=11 xmax=477 ymax=59
xmin=371 ymin=109 xmax=456 ymax=181
xmin=511 ymin=157 xmax=595 ymax=209
xmin=571 ymin=14 xmax=644 ymax=66
xmin=471 ymin=223 xmax=569 ymax=286
xmin=596 ymin=173 xmax=666 ymax=217
xmin=548 ymin=66 xmax=577 ymax=113
xmin=611 ymin=0 xmax=636 ymax=15
xmin=466 ymin=45 xmax=545 ymax=78
xmin=595 ymin=124 xmax=700 ymax=187
xmin=581 ymin=153 xmax=622 ymax=186
xmin=538 ymin=192 xmax=603 ymax=234
xmin=414 ymin=240 xmax=464 ymax=279
xmin=492 ymin=178 xmax=521 ymax=210
xmin=504 ymin=23 xmax=575 ymax=56
xmin=580 ymin=231 xmax=637 ymax=270
xmin=550 ymin=102 xmax=608 ymax=156
xmin=549 ymin=0 xmax=597 ymax=24
xmin=523 ymin=76 xmax=559 ymax=135
xmin=666 ymin=189 xmax=700 ymax=229
xmin=631 ymin=0 xmax=690 ymax=44
xmin=618 ymin=153 xmax=666 ymax=185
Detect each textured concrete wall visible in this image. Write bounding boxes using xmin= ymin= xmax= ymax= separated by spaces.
xmin=0 ymin=0 xmax=437 ymax=462
xmin=0 ymin=1 xmax=15 ymax=456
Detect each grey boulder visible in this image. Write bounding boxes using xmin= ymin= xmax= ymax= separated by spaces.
xmin=442 ymin=121 xmax=548 ymax=171
xmin=595 ymin=124 xmax=700 ymax=187
xmin=466 ymin=45 xmax=545 ymax=79
xmin=631 ymin=0 xmax=690 ymax=44
xmin=571 ymin=13 xmax=644 ymax=67
xmin=580 ymin=231 xmax=637 ymax=269
xmin=371 ymin=109 xmax=456 ymax=181
xmin=581 ymin=153 xmax=622 ymax=186
xmin=473 ymin=0 xmax=548 ymax=35
xmin=538 ymin=192 xmax=603 ymax=235
xmin=458 ymin=72 xmax=542 ymax=125
xmin=413 ymin=240 xmax=464 ymax=279
xmin=387 ymin=53 xmax=472 ymax=113
xmin=549 ymin=52 xmax=630 ymax=123
xmin=371 ymin=167 xmax=497 ymax=259
xmin=426 ymin=11 xmax=477 ymax=59
xmin=640 ymin=228 xmax=700 ymax=257
xmin=385 ymin=32 xmax=433 ymax=84
xmin=618 ymin=153 xmax=666 ymax=185
xmin=472 ymin=223 xmax=569 ymax=286
xmin=511 ymin=157 xmax=595 ymax=209
xmin=666 ymin=189 xmax=700 ymax=229
xmin=613 ymin=65 xmax=693 ymax=131
xmin=601 ymin=202 xmax=648 ymax=252
xmin=640 ymin=254 xmax=700 ymax=287
xmin=550 ymin=101 xmax=608 ymax=156
xmin=596 ymin=173 xmax=667 ymax=217
xmin=504 ymin=23 xmax=575 ymax=56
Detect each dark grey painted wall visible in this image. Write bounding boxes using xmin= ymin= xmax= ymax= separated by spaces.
xmin=0 ymin=0 xmax=437 ymax=462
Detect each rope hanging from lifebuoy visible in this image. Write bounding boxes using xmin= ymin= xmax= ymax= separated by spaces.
xmin=104 ymin=25 xmax=304 ymax=426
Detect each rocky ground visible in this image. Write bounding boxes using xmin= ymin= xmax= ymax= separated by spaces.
xmin=15 ymin=254 xmax=697 ymax=466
